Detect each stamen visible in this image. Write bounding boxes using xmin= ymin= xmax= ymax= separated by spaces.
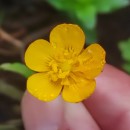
xmin=49 ymin=60 xmax=58 ymax=73
xmin=48 ymin=52 xmax=86 ymax=85
xmin=58 ymin=71 xmax=70 ymax=79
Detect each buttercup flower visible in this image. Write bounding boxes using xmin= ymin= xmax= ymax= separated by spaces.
xmin=25 ymin=24 xmax=106 ymax=103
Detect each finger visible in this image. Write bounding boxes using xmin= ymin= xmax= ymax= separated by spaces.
xmin=84 ymin=64 xmax=130 ymax=130
xmin=21 ymin=91 xmax=64 ymax=130
xmin=64 ymin=102 xmax=100 ymax=130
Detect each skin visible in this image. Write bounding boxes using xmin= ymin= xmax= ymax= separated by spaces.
xmin=21 ymin=64 xmax=130 ymax=130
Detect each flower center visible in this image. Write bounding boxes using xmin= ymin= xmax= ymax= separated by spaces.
xmin=48 ymin=59 xmax=73 ymax=85
xmin=47 ymin=49 xmax=88 ymax=86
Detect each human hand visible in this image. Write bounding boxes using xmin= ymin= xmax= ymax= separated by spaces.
xmin=21 ymin=64 xmax=130 ymax=130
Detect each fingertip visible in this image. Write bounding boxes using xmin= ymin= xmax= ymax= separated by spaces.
xmin=64 ymin=102 xmax=100 ymax=130
xmin=84 ymin=64 xmax=130 ymax=130
xmin=21 ymin=91 xmax=64 ymax=130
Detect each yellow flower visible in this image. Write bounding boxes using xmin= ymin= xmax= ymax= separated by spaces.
xmin=25 ymin=24 xmax=106 ymax=103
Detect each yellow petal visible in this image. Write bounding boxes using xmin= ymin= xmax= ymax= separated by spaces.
xmin=25 ymin=39 xmax=54 ymax=72
xmin=62 ymin=77 xmax=96 ymax=103
xmin=50 ymin=24 xmax=85 ymax=55
xmin=27 ymin=73 xmax=62 ymax=102
xmin=78 ymin=43 xmax=106 ymax=79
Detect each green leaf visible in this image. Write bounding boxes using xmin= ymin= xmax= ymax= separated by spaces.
xmin=0 ymin=62 xmax=34 ymax=78
xmin=118 ymin=38 xmax=130 ymax=61
xmin=118 ymin=38 xmax=130 ymax=74
xmin=84 ymin=28 xmax=97 ymax=44
xmin=76 ymin=5 xmax=97 ymax=29
xmin=96 ymin=0 xmax=129 ymax=13
xmin=47 ymin=0 xmax=65 ymax=10
xmin=47 ymin=0 xmax=77 ymax=11
xmin=95 ymin=0 xmax=112 ymax=13
xmin=122 ymin=63 xmax=130 ymax=74
xmin=46 ymin=0 xmax=129 ymax=30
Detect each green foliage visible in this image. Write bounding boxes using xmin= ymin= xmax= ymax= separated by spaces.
xmin=47 ymin=0 xmax=129 ymax=43
xmin=0 ymin=62 xmax=34 ymax=78
xmin=122 ymin=63 xmax=130 ymax=74
xmin=118 ymin=38 xmax=130 ymax=74
xmin=82 ymin=27 xmax=97 ymax=44
xmin=119 ymin=38 xmax=130 ymax=61
xmin=47 ymin=0 xmax=129 ymax=29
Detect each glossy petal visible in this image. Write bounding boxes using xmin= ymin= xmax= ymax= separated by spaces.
xmin=25 ymin=39 xmax=54 ymax=72
xmin=78 ymin=43 xmax=106 ymax=79
xmin=50 ymin=24 xmax=85 ymax=55
xmin=27 ymin=73 xmax=62 ymax=102
xmin=62 ymin=76 xmax=96 ymax=103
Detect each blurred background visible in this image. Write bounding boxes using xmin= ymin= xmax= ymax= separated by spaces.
xmin=0 ymin=0 xmax=130 ymax=129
